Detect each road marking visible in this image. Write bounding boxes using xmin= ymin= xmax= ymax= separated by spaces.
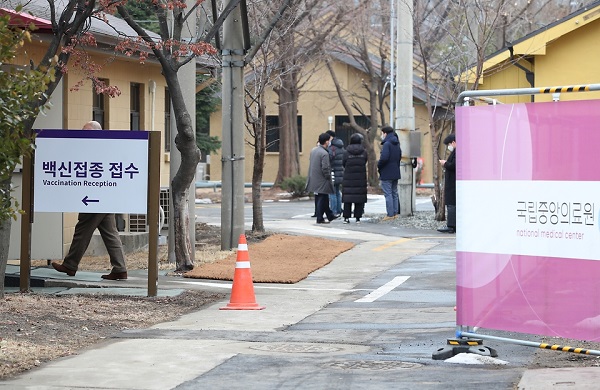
xmin=373 ymin=238 xmax=411 ymax=251
xmin=355 ymin=276 xmax=410 ymax=302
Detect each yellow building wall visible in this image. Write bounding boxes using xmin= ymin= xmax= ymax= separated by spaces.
xmin=479 ymin=17 xmax=600 ymax=103
xmin=533 ymin=21 xmax=600 ymax=102
xmin=480 ymin=63 xmax=533 ymax=104
xmin=210 ymin=60 xmax=436 ymax=184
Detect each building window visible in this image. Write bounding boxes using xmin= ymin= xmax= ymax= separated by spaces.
xmin=266 ymin=116 xmax=303 ymax=153
xmin=92 ymin=79 xmax=108 ymax=129
xmin=164 ymin=88 xmax=171 ymax=152
xmin=334 ymin=115 xmax=371 ymax=146
xmin=130 ymin=83 xmax=141 ymax=130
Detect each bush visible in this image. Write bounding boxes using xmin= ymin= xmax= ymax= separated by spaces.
xmin=280 ymin=175 xmax=308 ymax=197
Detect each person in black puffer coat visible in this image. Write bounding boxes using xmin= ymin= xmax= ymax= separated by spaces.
xmin=341 ymin=133 xmax=368 ymax=223
xmin=327 ymin=130 xmax=345 ymax=216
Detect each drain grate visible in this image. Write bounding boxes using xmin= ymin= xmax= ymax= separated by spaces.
xmin=249 ymin=344 xmax=343 ymax=353
xmin=325 ymin=361 xmax=422 ymax=371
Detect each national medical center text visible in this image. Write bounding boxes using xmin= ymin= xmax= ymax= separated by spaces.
xmin=517 ymin=228 xmax=584 ymax=240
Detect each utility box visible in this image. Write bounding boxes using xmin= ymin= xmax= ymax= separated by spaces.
xmin=409 ymin=131 xmax=422 ymax=157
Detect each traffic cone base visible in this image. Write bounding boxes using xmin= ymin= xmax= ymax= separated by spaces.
xmin=220 ymin=234 xmax=265 ymax=311
xmin=220 ymin=302 xmax=266 ymax=310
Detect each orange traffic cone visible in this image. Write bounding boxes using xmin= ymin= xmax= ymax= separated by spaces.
xmin=220 ymin=234 xmax=266 ymax=310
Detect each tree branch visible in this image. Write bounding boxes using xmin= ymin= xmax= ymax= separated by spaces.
xmin=244 ymin=0 xmax=292 ymax=63
xmin=202 ymin=0 xmax=242 ymax=43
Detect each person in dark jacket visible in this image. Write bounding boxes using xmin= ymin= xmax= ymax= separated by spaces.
xmin=306 ymin=133 xmax=338 ymax=224
xmin=377 ymin=126 xmax=402 ymax=219
xmin=341 ymin=133 xmax=368 ymax=224
xmin=438 ymin=133 xmax=456 ymax=233
xmin=326 ymin=130 xmax=344 ymax=216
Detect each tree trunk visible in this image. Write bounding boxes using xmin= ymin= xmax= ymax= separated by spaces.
xmin=325 ymin=61 xmax=380 ymax=186
xmin=167 ymin=69 xmax=199 ymax=272
xmin=274 ymin=34 xmax=300 ymax=185
xmin=0 ymin=178 xmax=13 ymax=298
xmin=362 ymin=136 xmax=379 ymax=187
xmin=0 ymin=218 xmax=9 ymax=299
xmin=433 ymin=121 xmax=449 ymax=222
xmin=251 ymin=94 xmax=266 ymax=233
xmin=275 ymin=76 xmax=301 ymax=184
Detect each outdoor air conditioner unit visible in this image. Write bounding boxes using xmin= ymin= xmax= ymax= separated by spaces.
xmin=127 ymin=187 xmax=170 ymax=233
xmin=159 ymin=187 xmax=170 ymax=230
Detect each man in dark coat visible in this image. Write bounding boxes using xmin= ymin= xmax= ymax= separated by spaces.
xmin=342 ymin=133 xmax=368 ymax=223
xmin=326 ymin=130 xmax=344 ymax=216
xmin=306 ymin=133 xmax=339 ymax=224
xmin=377 ymin=126 xmax=402 ymax=219
xmin=438 ymin=133 xmax=456 ymax=233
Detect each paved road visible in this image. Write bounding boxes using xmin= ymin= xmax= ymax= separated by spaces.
xmin=195 ymin=194 xmax=434 ymax=225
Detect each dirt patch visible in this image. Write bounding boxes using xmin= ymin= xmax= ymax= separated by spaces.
xmin=0 ymin=290 xmax=225 ymax=379
xmin=185 ymin=234 xmax=354 ymax=283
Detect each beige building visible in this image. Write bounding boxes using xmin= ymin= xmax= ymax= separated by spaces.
xmin=5 ymin=8 xmax=173 ymax=260
xmin=210 ymin=56 xmax=448 ymax=185
xmin=463 ymin=1 xmax=600 ymax=102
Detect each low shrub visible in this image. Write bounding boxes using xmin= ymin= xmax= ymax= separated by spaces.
xmin=280 ymin=175 xmax=308 ymax=197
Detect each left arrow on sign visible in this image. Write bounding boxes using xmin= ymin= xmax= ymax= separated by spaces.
xmin=82 ymin=196 xmax=100 ymax=206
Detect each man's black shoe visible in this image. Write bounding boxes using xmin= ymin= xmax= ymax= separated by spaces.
xmin=437 ymin=226 xmax=455 ymax=233
xmin=329 ymin=214 xmax=340 ymax=222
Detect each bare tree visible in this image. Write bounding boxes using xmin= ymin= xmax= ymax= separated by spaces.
xmin=270 ymin=1 xmax=356 ymax=185
xmin=114 ymin=0 xmax=237 ymax=271
xmin=243 ymin=2 xmax=279 ymax=233
xmin=324 ymin=1 xmax=392 ymax=186
xmin=243 ymin=0 xmax=330 ymax=230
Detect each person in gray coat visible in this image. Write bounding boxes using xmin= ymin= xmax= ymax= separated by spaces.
xmin=306 ymin=133 xmax=339 ymax=224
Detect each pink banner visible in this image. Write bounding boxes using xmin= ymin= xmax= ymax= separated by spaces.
xmin=456 ymin=100 xmax=600 ymax=341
